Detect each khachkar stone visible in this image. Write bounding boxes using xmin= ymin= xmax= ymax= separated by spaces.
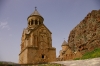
xmin=19 ymin=7 xmax=56 ymax=64
xmin=68 ymin=10 xmax=100 ymax=55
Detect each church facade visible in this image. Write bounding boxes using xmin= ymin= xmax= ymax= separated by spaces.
xmin=19 ymin=8 xmax=56 ymax=64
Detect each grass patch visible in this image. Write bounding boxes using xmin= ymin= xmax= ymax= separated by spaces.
xmin=74 ymin=48 xmax=100 ymax=60
xmin=0 ymin=62 xmax=3 ymax=64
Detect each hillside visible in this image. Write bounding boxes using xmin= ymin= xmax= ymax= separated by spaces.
xmin=68 ymin=10 xmax=100 ymax=54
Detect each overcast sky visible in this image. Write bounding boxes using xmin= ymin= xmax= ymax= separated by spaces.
xmin=0 ymin=0 xmax=100 ymax=63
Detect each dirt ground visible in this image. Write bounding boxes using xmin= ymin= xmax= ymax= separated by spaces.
xmin=51 ymin=57 xmax=100 ymax=66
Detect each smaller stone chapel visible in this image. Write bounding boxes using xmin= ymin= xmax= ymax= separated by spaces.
xmin=57 ymin=40 xmax=82 ymax=61
xmin=19 ymin=8 xmax=56 ymax=64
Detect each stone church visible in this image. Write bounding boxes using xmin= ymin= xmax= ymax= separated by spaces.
xmin=19 ymin=8 xmax=56 ymax=64
xmin=57 ymin=40 xmax=82 ymax=61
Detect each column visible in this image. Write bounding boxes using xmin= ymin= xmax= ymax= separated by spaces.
xmin=30 ymin=20 xmax=31 ymax=25
xmin=33 ymin=19 xmax=35 ymax=25
xmin=38 ymin=19 xmax=39 ymax=25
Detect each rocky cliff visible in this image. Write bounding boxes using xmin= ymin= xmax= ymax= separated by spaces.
xmin=68 ymin=10 xmax=100 ymax=54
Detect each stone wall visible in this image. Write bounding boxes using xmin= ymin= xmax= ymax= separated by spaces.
xmin=19 ymin=49 xmax=28 ymax=64
xmin=48 ymin=48 xmax=56 ymax=62
xmin=27 ymin=47 xmax=38 ymax=64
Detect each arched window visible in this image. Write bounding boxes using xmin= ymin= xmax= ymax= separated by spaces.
xmin=31 ymin=20 xmax=33 ymax=25
xmin=35 ymin=20 xmax=38 ymax=25
xmin=42 ymin=54 xmax=44 ymax=59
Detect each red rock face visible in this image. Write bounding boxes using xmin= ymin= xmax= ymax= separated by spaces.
xmin=68 ymin=10 xmax=100 ymax=54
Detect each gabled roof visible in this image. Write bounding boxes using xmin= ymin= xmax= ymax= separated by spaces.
xmin=62 ymin=40 xmax=68 ymax=46
xmin=31 ymin=24 xmax=52 ymax=34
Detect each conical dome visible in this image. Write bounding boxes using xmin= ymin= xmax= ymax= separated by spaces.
xmin=27 ymin=7 xmax=44 ymax=21
xmin=27 ymin=7 xmax=44 ymax=28
xmin=30 ymin=7 xmax=41 ymax=16
xmin=62 ymin=40 xmax=68 ymax=46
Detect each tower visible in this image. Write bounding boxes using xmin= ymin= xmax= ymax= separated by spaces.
xmin=19 ymin=7 xmax=56 ymax=64
xmin=58 ymin=40 xmax=73 ymax=61
xmin=61 ymin=40 xmax=69 ymax=51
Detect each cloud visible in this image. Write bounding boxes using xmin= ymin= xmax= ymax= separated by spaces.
xmin=0 ymin=21 xmax=10 ymax=30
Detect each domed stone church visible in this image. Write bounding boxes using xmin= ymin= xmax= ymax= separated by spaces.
xmin=19 ymin=8 xmax=56 ymax=64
